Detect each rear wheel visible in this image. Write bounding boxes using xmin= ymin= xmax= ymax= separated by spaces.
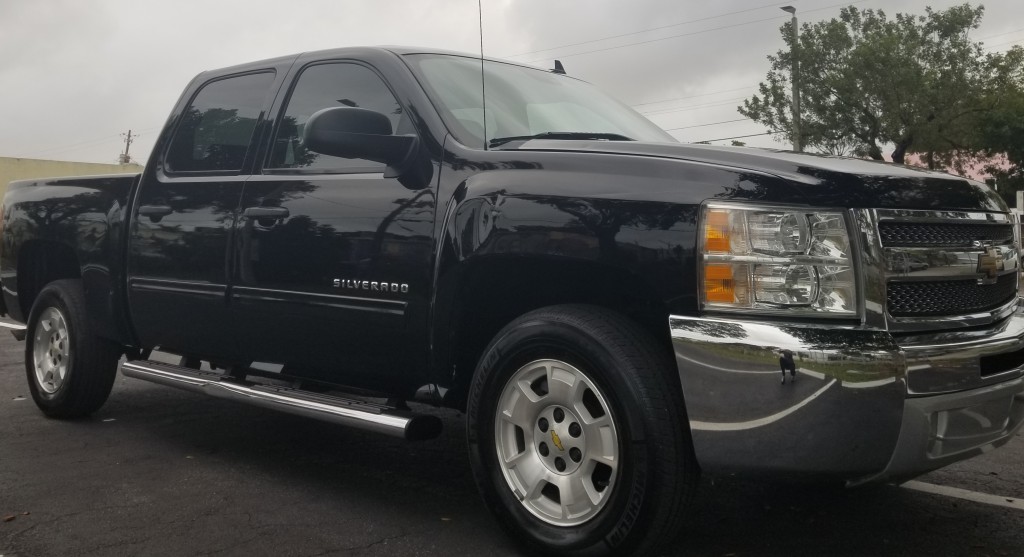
xmin=25 ymin=279 xmax=121 ymax=418
xmin=467 ymin=305 xmax=699 ymax=556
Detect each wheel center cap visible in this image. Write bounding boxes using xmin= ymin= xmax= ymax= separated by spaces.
xmin=534 ymin=405 xmax=585 ymax=475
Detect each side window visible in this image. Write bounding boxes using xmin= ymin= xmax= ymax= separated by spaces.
xmin=268 ymin=63 xmax=404 ymax=172
xmin=166 ymin=72 xmax=276 ymax=173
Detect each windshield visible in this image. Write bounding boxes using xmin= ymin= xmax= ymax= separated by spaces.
xmin=406 ymin=54 xmax=676 ymax=149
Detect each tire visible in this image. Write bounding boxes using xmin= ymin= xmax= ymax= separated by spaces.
xmin=467 ymin=304 xmax=699 ymax=556
xmin=25 ymin=279 xmax=121 ymax=419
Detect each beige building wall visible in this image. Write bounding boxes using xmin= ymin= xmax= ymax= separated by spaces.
xmin=0 ymin=157 xmax=143 ymax=199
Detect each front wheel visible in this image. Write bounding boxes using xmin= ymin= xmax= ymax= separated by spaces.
xmin=467 ymin=305 xmax=699 ymax=556
xmin=25 ymin=279 xmax=121 ymax=418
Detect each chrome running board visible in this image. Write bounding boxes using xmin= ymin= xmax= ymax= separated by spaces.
xmin=121 ymin=360 xmax=442 ymax=441
xmin=0 ymin=319 xmax=27 ymax=331
xmin=0 ymin=319 xmax=27 ymax=340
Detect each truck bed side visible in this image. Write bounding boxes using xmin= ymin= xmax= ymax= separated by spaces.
xmin=1 ymin=173 xmax=139 ymax=344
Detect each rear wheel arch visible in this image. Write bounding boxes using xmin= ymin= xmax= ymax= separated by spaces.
xmin=14 ymin=240 xmax=82 ymax=321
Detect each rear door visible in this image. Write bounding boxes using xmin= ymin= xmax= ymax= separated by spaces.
xmin=231 ymin=60 xmax=435 ymax=387
xmin=127 ymin=69 xmax=284 ymax=359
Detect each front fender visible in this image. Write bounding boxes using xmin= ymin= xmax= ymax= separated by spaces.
xmin=439 ymin=168 xmax=700 ymax=296
xmin=429 ymin=167 xmax=700 ymax=402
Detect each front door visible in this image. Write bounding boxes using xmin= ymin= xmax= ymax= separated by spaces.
xmin=127 ymin=71 xmax=280 ymax=359
xmin=231 ymin=61 xmax=435 ymax=387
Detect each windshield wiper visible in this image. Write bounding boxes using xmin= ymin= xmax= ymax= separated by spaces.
xmin=488 ymin=132 xmax=634 ymax=148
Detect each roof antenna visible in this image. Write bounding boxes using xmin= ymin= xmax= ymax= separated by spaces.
xmin=478 ymin=0 xmax=488 ymax=150
xmin=552 ymin=60 xmax=566 ymax=75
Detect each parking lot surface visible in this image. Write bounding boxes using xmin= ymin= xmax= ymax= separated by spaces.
xmin=2 ymin=333 xmax=1022 ymax=556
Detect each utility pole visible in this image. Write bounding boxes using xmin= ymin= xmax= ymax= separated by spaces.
xmin=119 ymin=129 xmax=135 ymax=164
xmin=781 ymin=6 xmax=802 ymax=152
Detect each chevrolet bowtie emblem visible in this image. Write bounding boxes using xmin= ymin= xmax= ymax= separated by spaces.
xmin=977 ymin=248 xmax=1004 ymax=283
xmin=550 ymin=430 xmax=565 ymax=452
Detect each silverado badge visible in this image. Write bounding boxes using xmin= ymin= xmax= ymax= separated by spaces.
xmin=333 ymin=279 xmax=409 ymax=294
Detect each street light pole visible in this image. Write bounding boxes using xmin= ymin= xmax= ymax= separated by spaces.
xmin=781 ymin=6 xmax=802 ymax=152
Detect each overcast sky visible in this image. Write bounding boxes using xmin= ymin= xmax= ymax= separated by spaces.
xmin=0 ymin=0 xmax=1021 ymax=165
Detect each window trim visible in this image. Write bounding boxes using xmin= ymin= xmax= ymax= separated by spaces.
xmin=163 ymin=69 xmax=277 ymax=177
xmin=260 ymin=59 xmax=413 ymax=176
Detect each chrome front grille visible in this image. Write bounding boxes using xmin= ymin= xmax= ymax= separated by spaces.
xmin=872 ymin=209 xmax=1020 ymax=330
xmin=887 ymin=273 xmax=1017 ymax=317
xmin=878 ymin=222 xmax=1014 ymax=248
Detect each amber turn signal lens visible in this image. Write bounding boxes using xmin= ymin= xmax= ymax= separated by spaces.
xmin=704 ymin=263 xmax=735 ymax=303
xmin=704 ymin=209 xmax=731 ymax=253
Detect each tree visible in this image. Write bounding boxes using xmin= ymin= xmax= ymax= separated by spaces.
xmin=739 ymin=4 xmax=1018 ymax=165
xmin=974 ymin=80 xmax=1024 ymax=205
xmin=961 ymin=47 xmax=1024 ymax=205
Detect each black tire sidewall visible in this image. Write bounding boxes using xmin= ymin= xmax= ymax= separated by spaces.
xmin=23 ymin=279 xmax=117 ymax=418
xmin=25 ymin=284 xmax=80 ymax=409
xmin=468 ymin=315 xmax=660 ymax=555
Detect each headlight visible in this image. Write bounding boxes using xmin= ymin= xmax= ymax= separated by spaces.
xmin=700 ymin=204 xmax=859 ymax=317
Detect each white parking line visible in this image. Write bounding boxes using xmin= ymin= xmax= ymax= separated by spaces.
xmin=902 ymin=480 xmax=1024 ymax=511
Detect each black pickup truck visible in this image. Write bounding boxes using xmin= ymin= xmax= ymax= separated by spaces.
xmin=4 ymin=47 xmax=1024 ymax=556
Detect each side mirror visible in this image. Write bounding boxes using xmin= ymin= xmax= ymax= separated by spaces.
xmin=302 ymin=107 xmax=417 ymax=172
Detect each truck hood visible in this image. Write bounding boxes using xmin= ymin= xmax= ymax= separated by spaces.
xmin=503 ymin=140 xmax=1006 ymax=212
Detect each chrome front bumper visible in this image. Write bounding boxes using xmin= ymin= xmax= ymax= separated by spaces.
xmin=671 ymin=311 xmax=1024 ymax=483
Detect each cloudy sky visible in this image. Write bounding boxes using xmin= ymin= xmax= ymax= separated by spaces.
xmin=0 ymin=0 xmax=1021 ymax=165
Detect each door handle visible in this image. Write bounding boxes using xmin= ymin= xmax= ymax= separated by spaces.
xmin=138 ymin=205 xmax=172 ymax=216
xmin=243 ymin=206 xmax=290 ymax=219
xmin=138 ymin=205 xmax=173 ymax=222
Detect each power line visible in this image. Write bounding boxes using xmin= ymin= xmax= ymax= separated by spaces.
xmin=17 ymin=134 xmax=124 ymax=158
xmin=633 ymin=10 xmax=1016 ymax=114
xmin=985 ymin=39 xmax=1024 ymax=51
xmin=17 ymin=126 xmax=161 ymax=159
xmin=665 ymin=118 xmax=753 ymax=131
xmin=504 ymin=0 xmax=791 ymax=58
xmin=630 ymin=86 xmax=753 ymax=108
xmin=688 ymin=132 xmax=773 ymax=143
xmin=522 ymin=0 xmax=867 ymax=63
xmin=523 ymin=14 xmax=783 ymax=63
xmin=640 ymin=97 xmax=749 ymax=116
xmin=977 ymin=27 xmax=1024 ymax=41
xmin=634 ymin=3 xmax=991 ymax=115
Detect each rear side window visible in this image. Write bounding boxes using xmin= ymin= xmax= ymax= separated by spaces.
xmin=267 ymin=63 xmax=404 ymax=173
xmin=166 ymin=72 xmax=276 ymax=173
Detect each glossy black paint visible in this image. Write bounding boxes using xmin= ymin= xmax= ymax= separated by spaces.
xmin=126 ymin=60 xmax=294 ymax=360
xmin=499 ymin=140 xmax=1006 ymax=212
xmin=221 ymin=51 xmax=445 ymax=392
xmin=232 ymin=172 xmax=434 ymax=387
xmin=0 ymin=46 xmax=1009 ymax=403
xmin=1 ymin=174 xmax=138 ymax=340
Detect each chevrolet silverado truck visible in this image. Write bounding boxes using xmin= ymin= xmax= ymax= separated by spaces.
xmin=4 ymin=47 xmax=1023 ymax=556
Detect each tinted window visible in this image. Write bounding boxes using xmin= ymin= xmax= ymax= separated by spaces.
xmin=167 ymin=72 xmax=275 ymax=172
xmin=268 ymin=63 xmax=404 ymax=172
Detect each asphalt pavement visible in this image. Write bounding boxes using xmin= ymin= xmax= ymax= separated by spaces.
xmin=2 ymin=332 xmax=1023 ymax=556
